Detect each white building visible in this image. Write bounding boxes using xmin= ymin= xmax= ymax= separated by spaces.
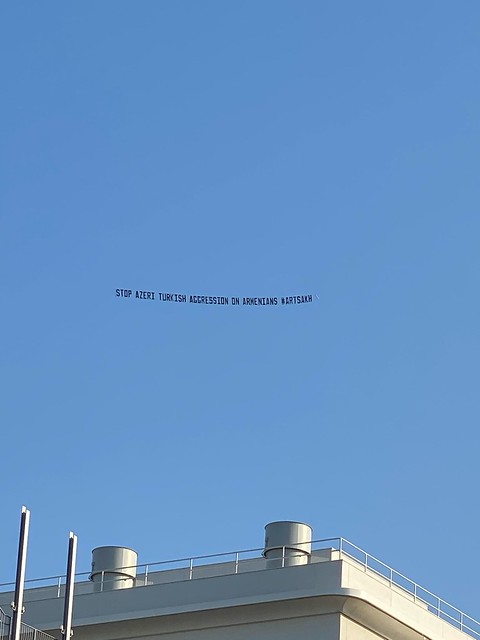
xmin=1 ymin=521 xmax=478 ymax=640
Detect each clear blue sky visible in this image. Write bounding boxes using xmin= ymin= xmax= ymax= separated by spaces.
xmin=1 ymin=0 xmax=479 ymax=618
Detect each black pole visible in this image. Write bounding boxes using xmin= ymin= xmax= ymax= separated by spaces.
xmin=10 ymin=506 xmax=30 ymax=640
xmin=61 ymin=532 xmax=77 ymax=639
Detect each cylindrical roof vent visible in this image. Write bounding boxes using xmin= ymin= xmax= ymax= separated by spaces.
xmin=90 ymin=546 xmax=138 ymax=592
xmin=263 ymin=521 xmax=312 ymax=568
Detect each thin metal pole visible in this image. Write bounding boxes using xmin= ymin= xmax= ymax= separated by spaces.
xmin=61 ymin=532 xmax=77 ymax=640
xmin=10 ymin=506 xmax=30 ymax=640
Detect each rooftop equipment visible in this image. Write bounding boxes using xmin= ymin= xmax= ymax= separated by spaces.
xmin=90 ymin=546 xmax=138 ymax=591
xmin=263 ymin=521 xmax=312 ymax=568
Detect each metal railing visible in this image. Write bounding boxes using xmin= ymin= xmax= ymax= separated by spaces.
xmin=337 ymin=538 xmax=480 ymax=638
xmin=0 ymin=608 xmax=10 ymax=640
xmin=0 ymin=608 xmax=55 ymax=640
xmin=18 ymin=623 xmax=56 ymax=640
xmin=1 ymin=537 xmax=479 ymax=638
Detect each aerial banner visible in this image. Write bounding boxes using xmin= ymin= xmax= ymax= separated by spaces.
xmin=116 ymin=288 xmax=316 ymax=307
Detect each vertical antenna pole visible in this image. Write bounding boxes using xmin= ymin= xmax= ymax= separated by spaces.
xmin=61 ymin=532 xmax=78 ymax=639
xmin=10 ymin=506 xmax=30 ymax=640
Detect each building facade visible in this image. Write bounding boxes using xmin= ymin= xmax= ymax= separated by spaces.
xmin=1 ymin=521 xmax=478 ymax=640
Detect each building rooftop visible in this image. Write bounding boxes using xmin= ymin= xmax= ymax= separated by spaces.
xmin=1 ymin=533 xmax=479 ymax=640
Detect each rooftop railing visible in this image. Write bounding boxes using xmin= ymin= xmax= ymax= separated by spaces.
xmin=1 ymin=538 xmax=479 ymax=639
xmin=17 ymin=623 xmax=56 ymax=640
xmin=0 ymin=608 xmax=10 ymax=640
xmin=337 ymin=538 xmax=480 ymax=639
xmin=0 ymin=608 xmax=55 ymax=640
